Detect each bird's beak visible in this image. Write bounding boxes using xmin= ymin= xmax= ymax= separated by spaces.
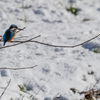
xmin=17 ymin=27 xmax=26 ymax=31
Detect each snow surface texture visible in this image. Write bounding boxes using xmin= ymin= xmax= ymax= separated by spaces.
xmin=0 ymin=0 xmax=100 ymax=100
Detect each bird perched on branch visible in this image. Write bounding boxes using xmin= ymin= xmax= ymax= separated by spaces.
xmin=3 ymin=24 xmax=22 ymax=46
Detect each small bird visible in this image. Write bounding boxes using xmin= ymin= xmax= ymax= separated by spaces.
xmin=3 ymin=24 xmax=21 ymax=46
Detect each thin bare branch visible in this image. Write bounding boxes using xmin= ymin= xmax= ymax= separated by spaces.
xmin=17 ymin=27 xmax=26 ymax=33
xmin=0 ymin=35 xmax=41 ymax=49
xmin=7 ymin=33 xmax=100 ymax=48
xmin=0 ymin=65 xmax=37 ymax=70
xmin=0 ymin=79 xmax=11 ymax=99
xmin=32 ymin=33 xmax=100 ymax=48
xmin=21 ymin=96 xmax=24 ymax=100
xmin=0 ymin=31 xmax=100 ymax=49
xmin=33 ymin=72 xmax=54 ymax=98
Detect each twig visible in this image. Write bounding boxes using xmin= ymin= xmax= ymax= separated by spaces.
xmin=0 ymin=35 xmax=41 ymax=49
xmin=0 ymin=65 xmax=37 ymax=70
xmin=17 ymin=27 xmax=26 ymax=33
xmin=32 ymin=33 xmax=100 ymax=48
xmin=0 ymin=31 xmax=100 ymax=49
xmin=33 ymin=72 xmax=54 ymax=98
xmin=21 ymin=96 xmax=24 ymax=100
xmin=0 ymin=79 xmax=11 ymax=99
xmin=7 ymin=33 xmax=100 ymax=48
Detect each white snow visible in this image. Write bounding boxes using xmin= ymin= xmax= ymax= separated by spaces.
xmin=0 ymin=0 xmax=100 ymax=100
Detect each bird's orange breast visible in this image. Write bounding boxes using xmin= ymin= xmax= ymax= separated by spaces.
xmin=8 ymin=30 xmax=17 ymax=42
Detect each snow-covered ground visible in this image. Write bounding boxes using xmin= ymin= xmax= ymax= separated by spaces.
xmin=0 ymin=0 xmax=100 ymax=100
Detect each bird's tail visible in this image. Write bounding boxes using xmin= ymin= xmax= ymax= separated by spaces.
xmin=3 ymin=41 xmax=5 ymax=46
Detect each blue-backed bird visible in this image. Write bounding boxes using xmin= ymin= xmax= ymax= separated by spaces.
xmin=3 ymin=24 xmax=21 ymax=46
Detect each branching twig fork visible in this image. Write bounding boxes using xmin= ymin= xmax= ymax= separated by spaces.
xmin=17 ymin=27 xmax=26 ymax=33
xmin=0 ymin=28 xmax=100 ymax=49
xmin=7 ymin=33 xmax=100 ymax=48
